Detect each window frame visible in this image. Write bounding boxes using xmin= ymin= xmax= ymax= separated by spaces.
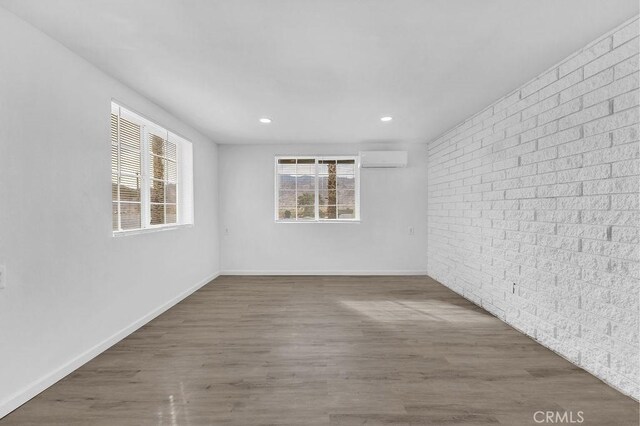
xmin=274 ymin=155 xmax=361 ymax=223
xmin=111 ymin=102 xmax=194 ymax=236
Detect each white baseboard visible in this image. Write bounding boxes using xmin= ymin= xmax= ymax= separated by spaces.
xmin=221 ymin=270 xmax=427 ymax=276
xmin=0 ymin=271 xmax=220 ymax=419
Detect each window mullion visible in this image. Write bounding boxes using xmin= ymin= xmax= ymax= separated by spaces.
xmin=116 ymin=107 xmax=122 ymax=231
xmin=141 ymin=126 xmax=150 ymax=229
xmin=176 ymin=144 xmax=180 ymax=224
xmin=356 ymin=159 xmax=361 ymax=220
xmin=274 ymin=157 xmax=279 ymax=221
xmin=314 ymin=159 xmax=319 ymax=221
xmin=294 ymin=160 xmax=298 ymax=220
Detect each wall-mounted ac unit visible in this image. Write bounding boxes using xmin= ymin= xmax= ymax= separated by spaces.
xmin=359 ymin=151 xmax=408 ymax=168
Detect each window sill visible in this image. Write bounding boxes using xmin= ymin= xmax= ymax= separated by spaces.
xmin=275 ymin=220 xmax=361 ymax=224
xmin=113 ymin=224 xmax=193 ymax=237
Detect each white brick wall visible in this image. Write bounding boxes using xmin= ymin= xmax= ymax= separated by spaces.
xmin=427 ymin=16 xmax=640 ymax=399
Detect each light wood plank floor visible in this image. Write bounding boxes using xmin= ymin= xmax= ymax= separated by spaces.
xmin=2 ymin=276 xmax=638 ymax=425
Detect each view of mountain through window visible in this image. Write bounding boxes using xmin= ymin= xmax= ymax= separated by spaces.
xmin=276 ymin=157 xmax=359 ymax=221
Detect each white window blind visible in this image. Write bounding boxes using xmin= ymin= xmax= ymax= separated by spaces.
xmin=111 ymin=102 xmax=193 ymax=234
xmin=275 ymin=156 xmax=360 ymax=222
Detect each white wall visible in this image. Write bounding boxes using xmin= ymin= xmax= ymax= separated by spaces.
xmin=0 ymin=8 xmax=220 ymax=416
xmin=427 ymin=16 xmax=639 ymax=398
xmin=219 ymin=142 xmax=427 ymax=274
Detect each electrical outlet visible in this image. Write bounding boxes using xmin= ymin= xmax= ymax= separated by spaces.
xmin=0 ymin=265 xmax=6 ymax=289
xmin=224 ymin=227 xmax=230 ymax=236
xmin=408 ymin=226 xmax=415 ymax=236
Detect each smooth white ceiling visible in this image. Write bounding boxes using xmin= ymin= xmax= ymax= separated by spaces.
xmin=1 ymin=0 xmax=637 ymax=144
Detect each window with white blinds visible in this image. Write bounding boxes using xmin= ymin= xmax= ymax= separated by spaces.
xmin=275 ymin=156 xmax=360 ymax=222
xmin=111 ymin=102 xmax=194 ymax=234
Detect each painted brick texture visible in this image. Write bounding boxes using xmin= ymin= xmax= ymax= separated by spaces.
xmin=426 ymin=17 xmax=640 ymax=399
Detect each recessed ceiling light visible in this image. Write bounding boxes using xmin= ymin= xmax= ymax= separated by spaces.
xmin=259 ymin=118 xmax=272 ymax=124
xmin=380 ymin=116 xmax=393 ymax=122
